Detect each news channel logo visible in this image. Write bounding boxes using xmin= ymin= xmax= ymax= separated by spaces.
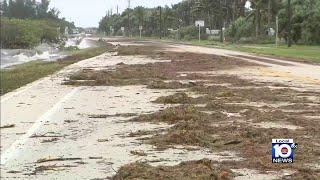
xmin=272 ymin=139 xmax=298 ymax=163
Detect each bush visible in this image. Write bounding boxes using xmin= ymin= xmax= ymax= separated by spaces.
xmin=301 ymin=11 xmax=320 ymax=44
xmin=179 ymin=25 xmax=208 ymax=41
xmin=238 ymin=36 xmax=275 ymax=44
xmin=180 ymin=26 xmax=198 ymax=40
xmin=200 ymin=33 xmax=209 ymax=40
xmin=226 ymin=17 xmax=254 ymax=42
xmin=0 ymin=17 xmax=60 ymax=48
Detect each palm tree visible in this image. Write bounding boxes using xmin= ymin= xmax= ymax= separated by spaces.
xmin=135 ymin=6 xmax=145 ymax=26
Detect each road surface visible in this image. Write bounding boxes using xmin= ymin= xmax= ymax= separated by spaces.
xmin=1 ymin=39 xmax=319 ymax=179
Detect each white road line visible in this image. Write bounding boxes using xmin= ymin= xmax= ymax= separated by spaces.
xmin=0 ymin=87 xmax=79 ymax=165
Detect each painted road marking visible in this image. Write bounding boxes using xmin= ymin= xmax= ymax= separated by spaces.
xmin=0 ymin=87 xmax=79 ymax=165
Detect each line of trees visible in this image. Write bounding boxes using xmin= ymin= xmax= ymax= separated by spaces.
xmin=1 ymin=0 xmax=59 ymax=19
xmin=0 ymin=0 xmax=75 ymax=48
xmin=99 ymin=0 xmax=320 ymax=45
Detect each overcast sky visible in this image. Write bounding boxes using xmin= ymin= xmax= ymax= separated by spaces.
xmin=49 ymin=0 xmax=183 ymax=28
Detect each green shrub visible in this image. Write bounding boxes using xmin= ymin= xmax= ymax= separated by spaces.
xmin=238 ymin=36 xmax=275 ymax=44
xmin=226 ymin=17 xmax=254 ymax=42
xmin=301 ymin=12 xmax=320 ymax=45
xmin=0 ymin=17 xmax=60 ymax=48
xmin=180 ymin=26 xmax=208 ymax=41
xmin=200 ymin=33 xmax=209 ymax=40
xmin=180 ymin=26 xmax=198 ymax=40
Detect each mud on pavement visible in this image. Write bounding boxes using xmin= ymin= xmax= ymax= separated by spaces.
xmin=1 ymin=40 xmax=319 ymax=179
xmin=63 ymin=41 xmax=320 ymax=179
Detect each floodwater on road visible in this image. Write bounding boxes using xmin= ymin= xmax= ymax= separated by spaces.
xmin=0 ymin=37 xmax=96 ymax=69
xmin=0 ymin=44 xmax=63 ymax=69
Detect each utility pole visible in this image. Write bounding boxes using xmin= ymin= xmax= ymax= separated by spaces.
xmin=276 ymin=16 xmax=278 ymax=46
xmin=127 ymin=0 xmax=131 ymax=37
xmin=232 ymin=0 xmax=235 ymax=22
xmin=268 ymin=0 xmax=272 ymax=27
xmin=178 ymin=19 xmax=182 ymax=41
xmin=219 ymin=0 xmax=223 ymax=43
xmin=198 ymin=24 xmax=201 ymax=42
xmin=287 ymin=0 xmax=292 ymax=47
xmin=117 ymin=5 xmax=119 ymax=15
xmin=159 ymin=6 xmax=162 ymax=39
xmin=57 ymin=27 xmax=60 ymax=39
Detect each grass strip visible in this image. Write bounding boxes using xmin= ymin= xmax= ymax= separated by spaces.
xmin=0 ymin=45 xmax=110 ymax=95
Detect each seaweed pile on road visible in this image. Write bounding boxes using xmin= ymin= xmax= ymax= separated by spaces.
xmin=64 ymin=43 xmax=320 ymax=179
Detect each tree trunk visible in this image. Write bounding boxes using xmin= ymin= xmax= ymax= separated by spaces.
xmin=232 ymin=0 xmax=235 ymax=21
xmin=268 ymin=0 xmax=272 ymax=27
xmin=219 ymin=0 xmax=223 ymax=42
xmin=239 ymin=0 xmax=246 ymax=17
xmin=255 ymin=8 xmax=261 ymax=38
xmin=287 ymin=0 xmax=292 ymax=47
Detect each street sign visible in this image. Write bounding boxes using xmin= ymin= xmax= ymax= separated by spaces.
xmin=195 ymin=20 xmax=204 ymax=27
xmin=121 ymin=27 xmax=125 ymax=37
xmin=195 ymin=20 xmax=204 ymax=43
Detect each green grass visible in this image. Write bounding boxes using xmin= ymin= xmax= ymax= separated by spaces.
xmin=230 ymin=44 xmax=320 ymax=62
xmin=134 ymin=37 xmax=320 ymax=63
xmin=0 ymin=46 xmax=109 ymax=95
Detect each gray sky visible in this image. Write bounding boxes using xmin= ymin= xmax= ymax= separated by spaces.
xmin=49 ymin=0 xmax=183 ymax=28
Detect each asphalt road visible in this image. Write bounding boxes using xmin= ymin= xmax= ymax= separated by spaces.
xmin=1 ymin=39 xmax=319 ymax=179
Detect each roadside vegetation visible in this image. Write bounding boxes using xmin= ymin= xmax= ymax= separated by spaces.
xmin=182 ymin=39 xmax=320 ymax=63
xmin=99 ymin=0 xmax=320 ymax=62
xmin=0 ymin=45 xmax=109 ymax=95
xmin=0 ymin=0 xmax=75 ymax=48
xmin=180 ymin=39 xmax=320 ymax=63
xmin=1 ymin=17 xmax=64 ymax=48
xmin=231 ymin=44 xmax=320 ymax=63
xmin=65 ymin=44 xmax=320 ymax=178
xmin=136 ymin=38 xmax=320 ymax=63
xmin=99 ymin=0 xmax=320 ymax=45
